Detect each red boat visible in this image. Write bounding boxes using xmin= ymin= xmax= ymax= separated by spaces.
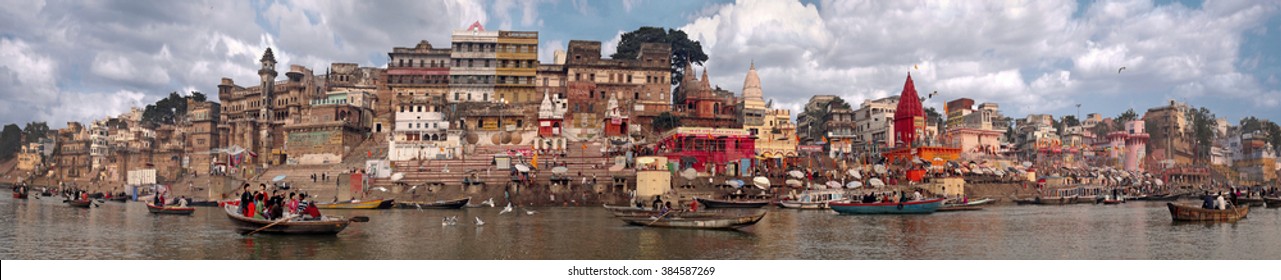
xmin=12 ymin=192 xmax=28 ymax=199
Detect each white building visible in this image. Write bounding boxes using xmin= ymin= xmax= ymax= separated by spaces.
xmin=388 ymin=103 xmax=457 ymax=160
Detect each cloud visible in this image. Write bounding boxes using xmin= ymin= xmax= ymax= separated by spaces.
xmin=677 ymin=0 xmax=1281 ymax=121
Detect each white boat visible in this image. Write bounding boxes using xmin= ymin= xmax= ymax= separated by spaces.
xmin=779 ymin=189 xmax=847 ymax=210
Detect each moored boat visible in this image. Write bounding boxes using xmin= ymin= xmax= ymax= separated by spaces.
xmin=695 ymin=197 xmax=770 ymax=209
xmin=186 ymin=200 xmax=219 ymax=207
xmin=315 ymin=199 xmax=395 ymax=209
xmin=147 ymin=204 xmax=195 ymax=215
xmin=395 ymin=197 xmax=470 ymax=209
xmin=778 ymin=190 xmax=846 ymax=210
xmin=938 ymin=198 xmax=995 ymax=212
xmin=106 ymin=196 xmax=128 ymax=203
xmin=223 ymin=205 xmax=350 ymax=235
xmin=1235 ymin=197 xmax=1265 ymax=207
xmin=1264 ymin=197 xmax=1280 ymax=208
xmin=828 ymin=198 xmax=945 ymax=215
xmin=605 ymin=207 xmax=767 ymax=230
xmin=1013 ymin=196 xmax=1081 ymax=205
xmin=1167 ymin=202 xmax=1248 ymax=222
xmin=66 ymin=199 xmax=93 ymax=208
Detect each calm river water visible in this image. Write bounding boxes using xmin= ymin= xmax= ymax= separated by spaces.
xmin=2 ymin=196 xmax=1278 ymax=259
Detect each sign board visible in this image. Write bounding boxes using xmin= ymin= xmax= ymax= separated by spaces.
xmin=798 ymin=145 xmax=824 ymax=152
xmin=670 ymin=127 xmax=750 ymax=137
xmin=127 ymin=169 xmax=157 ymax=185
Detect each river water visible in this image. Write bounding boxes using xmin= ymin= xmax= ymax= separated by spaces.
xmin=2 ymin=196 xmax=1278 ymax=259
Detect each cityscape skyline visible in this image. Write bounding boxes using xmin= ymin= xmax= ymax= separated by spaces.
xmin=2 ymin=0 xmax=1280 ymax=128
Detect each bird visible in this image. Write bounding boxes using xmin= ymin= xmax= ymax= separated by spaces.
xmin=928 ymin=90 xmax=938 ymax=99
xmin=524 ymin=208 xmax=537 ymax=215
xmin=499 ymin=203 xmax=513 ymax=215
xmin=415 ymin=203 xmax=423 ymax=211
xmin=474 ymin=217 xmax=485 ymax=226
xmin=481 ymin=198 xmax=495 ymax=207
xmin=1117 ymin=67 xmax=1127 ymax=73
xmin=371 ymin=187 xmax=389 ymax=192
xmin=441 ymin=217 xmax=450 ymax=227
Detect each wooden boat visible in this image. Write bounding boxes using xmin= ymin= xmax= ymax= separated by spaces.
xmin=315 ymin=199 xmax=395 ymax=209
xmin=828 ymin=198 xmax=945 ymax=215
xmin=1235 ymin=197 xmax=1265 ymax=207
xmin=186 ymin=200 xmax=219 ymax=207
xmin=1167 ymin=202 xmax=1248 ymax=222
xmin=1264 ymin=197 xmax=1280 ymax=208
xmin=66 ymin=199 xmax=93 ymax=208
xmin=1013 ymin=196 xmax=1082 ymax=205
xmin=222 ymin=205 xmax=350 ymax=235
xmin=147 ymin=204 xmax=196 ymax=215
xmin=605 ymin=207 xmax=767 ymax=230
xmin=1101 ymin=199 xmax=1123 ymax=205
xmin=695 ymin=197 xmax=770 ymax=209
xmin=938 ymin=198 xmax=995 ymax=212
xmin=12 ymin=192 xmax=28 ymax=199
xmin=395 ymin=197 xmax=470 ymax=209
xmin=106 ymin=196 xmax=128 ymax=202
xmin=1139 ymin=193 xmax=1183 ymax=201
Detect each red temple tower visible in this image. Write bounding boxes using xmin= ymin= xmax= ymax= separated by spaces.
xmin=893 ymin=73 xmax=924 ymax=147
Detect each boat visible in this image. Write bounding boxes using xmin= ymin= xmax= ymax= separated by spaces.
xmin=938 ymin=198 xmax=995 ymax=212
xmin=315 ymin=199 xmax=395 ymax=209
xmin=147 ymin=204 xmax=196 ymax=215
xmin=66 ymin=199 xmax=93 ymax=208
xmin=12 ymin=192 xmax=28 ymax=199
xmin=186 ymin=200 xmax=219 ymax=207
xmin=1166 ymin=202 xmax=1248 ymax=222
xmin=222 ymin=205 xmax=350 ymax=235
xmin=106 ymin=196 xmax=128 ymax=203
xmin=828 ymin=198 xmax=945 ymax=215
xmin=1012 ymin=196 xmax=1082 ymax=205
xmin=1235 ymin=197 xmax=1265 ymax=207
xmin=1139 ymin=193 xmax=1183 ymax=201
xmin=1264 ymin=197 xmax=1281 ymax=208
xmin=695 ymin=197 xmax=770 ymax=209
xmin=778 ymin=190 xmax=846 ymax=209
xmin=605 ymin=207 xmax=767 ymax=230
xmin=395 ymin=197 xmax=470 ymax=209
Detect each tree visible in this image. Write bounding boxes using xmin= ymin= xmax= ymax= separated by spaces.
xmin=652 ymin=112 xmax=682 ymax=133
xmin=1061 ymin=115 xmax=1080 ymax=128
xmin=191 ymin=91 xmax=207 ymax=102
xmin=1186 ymin=107 xmax=1217 ymax=162
xmin=924 ymin=107 xmax=943 ymax=127
xmin=1114 ymin=109 xmax=1138 ymax=131
xmin=142 ymin=91 xmax=202 ymax=124
xmin=612 ymin=27 xmax=709 ymax=104
xmin=22 ymin=122 xmax=49 ymax=144
xmin=0 ymin=124 xmax=21 ymax=160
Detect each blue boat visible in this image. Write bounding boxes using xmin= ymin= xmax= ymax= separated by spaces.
xmin=827 ymin=198 xmax=945 ymax=214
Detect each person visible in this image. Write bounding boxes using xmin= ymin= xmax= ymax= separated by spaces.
xmin=1229 ymin=190 xmax=1239 ymax=206
xmin=153 ymin=191 xmax=164 ymax=206
xmin=287 ymin=192 xmax=299 ymax=215
xmin=239 ymin=184 xmax=252 ymax=215
xmin=659 ymin=201 xmax=671 ymax=216
xmin=689 ymin=199 xmax=698 ymax=212
xmin=296 ymin=193 xmax=310 ymax=215
xmin=1202 ymin=192 xmax=1215 ymax=209
xmin=303 ymin=200 xmax=322 ymax=220
xmin=247 ymin=191 xmax=259 ymax=219
xmin=1216 ymin=193 xmax=1228 ymax=210
xmin=652 ymin=196 xmax=663 ymax=210
xmin=177 ymin=196 xmax=188 ymax=207
xmin=913 ymin=190 xmax=923 ymax=201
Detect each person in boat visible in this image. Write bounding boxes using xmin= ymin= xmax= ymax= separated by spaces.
xmin=303 ymin=199 xmax=322 ymax=220
xmin=287 ymin=192 xmax=299 ymax=215
xmin=660 ymin=201 xmax=672 ymax=216
xmin=1203 ymin=192 xmax=1215 ymax=209
xmin=177 ymin=196 xmax=188 ymax=207
xmin=689 ymin=199 xmax=698 ymax=212
xmin=1229 ymin=190 xmax=1238 ymax=206
xmin=1216 ymin=193 xmax=1228 ymax=210
xmin=239 ymin=184 xmax=252 ymax=215
xmin=913 ymin=190 xmax=923 ymax=201
xmin=652 ymin=195 xmax=663 ymax=210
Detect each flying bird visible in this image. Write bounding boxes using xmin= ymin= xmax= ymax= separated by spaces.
xmin=524 ymin=208 xmax=537 ymax=215
xmin=481 ymin=198 xmax=495 ymax=207
xmin=1117 ymin=67 xmax=1127 ymax=73
xmin=928 ymin=90 xmax=938 ymax=99
xmin=499 ymin=203 xmax=514 ymax=215
xmin=371 ymin=187 xmax=389 ymax=192
xmin=474 ymin=217 xmax=485 ymax=226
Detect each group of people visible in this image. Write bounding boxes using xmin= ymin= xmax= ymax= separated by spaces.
xmin=1201 ymin=192 xmax=1232 ymax=210
xmin=237 ymin=183 xmax=321 ymax=221
xmin=856 ymin=189 xmax=926 ymax=204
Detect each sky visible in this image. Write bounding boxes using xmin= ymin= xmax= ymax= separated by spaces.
xmin=2 ymin=0 xmax=1280 ymax=129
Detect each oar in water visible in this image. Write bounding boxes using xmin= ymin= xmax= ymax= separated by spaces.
xmin=244 ymin=214 xmax=299 ymax=236
xmin=646 ymin=210 xmax=675 ymax=226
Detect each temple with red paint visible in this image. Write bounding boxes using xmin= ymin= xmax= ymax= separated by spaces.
xmin=650 ymin=127 xmax=756 ymax=174
xmin=882 ymin=73 xmax=960 ymax=179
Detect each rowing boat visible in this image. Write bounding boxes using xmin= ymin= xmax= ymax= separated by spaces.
xmin=828 ymin=198 xmax=945 ymax=214
xmin=1166 ymin=202 xmax=1248 ymax=222
xmin=1013 ymin=196 xmax=1083 ymax=205
xmin=12 ymin=192 xmax=28 ymax=199
xmin=1265 ymin=197 xmax=1280 ymax=208
xmin=1235 ymin=197 xmax=1265 ymax=207
xmin=147 ymin=204 xmax=196 ymax=215
xmin=605 ymin=206 xmax=767 ymax=230
xmin=778 ymin=190 xmax=846 ymax=210
xmin=395 ymin=197 xmax=470 ymax=209
xmin=66 ymin=199 xmax=93 ymax=208
xmin=695 ymin=197 xmax=770 ymax=209
xmin=938 ymin=198 xmax=995 ymax=212
xmin=223 ymin=205 xmax=350 ymax=235
xmin=315 ymin=199 xmax=395 ymax=209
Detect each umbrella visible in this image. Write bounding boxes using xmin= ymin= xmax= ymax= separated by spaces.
xmin=868 ymin=178 xmax=885 ymax=187
xmin=1022 ymin=161 xmax=1033 ymax=168
xmin=826 ymin=181 xmax=842 ymax=189
xmin=552 ymin=166 xmax=568 ymax=175
xmin=726 ymin=180 xmax=744 ymax=188
xmin=788 ymin=170 xmax=805 ymax=179
xmin=753 ymin=177 xmax=771 ymax=189
xmin=681 ymin=168 xmax=698 ymax=180
xmin=514 ymin=164 xmax=530 ymax=172
xmin=847 ymin=181 xmax=863 ymax=188
xmin=785 ymin=179 xmax=803 ymax=187
xmin=874 ymin=164 xmax=887 ymax=174
xmin=272 ymin=175 xmax=286 ymax=182
xmin=1154 ymin=179 xmax=1164 ymax=186
xmin=390 ymin=172 xmax=405 ymax=182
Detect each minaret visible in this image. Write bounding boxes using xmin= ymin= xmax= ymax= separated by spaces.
xmin=742 ymin=61 xmax=762 ymax=100
xmin=258 ymin=48 xmax=277 ymax=165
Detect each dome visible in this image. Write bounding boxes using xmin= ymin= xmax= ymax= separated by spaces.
xmin=742 ymin=62 xmax=762 ymax=99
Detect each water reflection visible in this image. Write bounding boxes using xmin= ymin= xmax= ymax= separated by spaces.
xmin=2 ymin=196 xmax=1279 ymax=259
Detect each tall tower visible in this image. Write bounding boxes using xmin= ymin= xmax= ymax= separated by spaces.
xmin=893 ymin=73 xmax=924 ymax=147
xmin=1124 ymin=120 xmax=1149 ymax=171
xmin=258 ymin=48 xmax=278 ymax=165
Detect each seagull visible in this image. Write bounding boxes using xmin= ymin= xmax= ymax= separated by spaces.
xmin=415 ymin=203 xmax=423 ymax=211
xmin=481 ymin=198 xmax=495 ymax=207
xmin=1117 ymin=67 xmax=1127 ymax=73
xmin=928 ymin=90 xmax=938 ymax=99
xmin=499 ymin=203 xmax=513 ymax=215
xmin=474 ymin=217 xmax=485 ymax=226
xmin=372 ymin=187 xmax=389 ymax=192
xmin=524 ymin=208 xmax=537 ymax=215
xmin=442 ymin=217 xmax=450 ymax=227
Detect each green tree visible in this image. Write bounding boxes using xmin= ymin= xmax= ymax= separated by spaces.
xmin=1061 ymin=115 xmax=1080 ymax=127
xmin=652 ymin=112 xmax=682 ymax=133
xmin=1185 ymin=107 xmax=1217 ymax=162
xmin=1114 ymin=108 xmax=1138 ymax=131
xmin=612 ymin=27 xmax=709 ymax=104
xmin=22 ymin=121 xmax=49 ymax=144
xmin=0 ymin=124 xmax=21 ymax=160
xmin=142 ymin=91 xmax=202 ymax=124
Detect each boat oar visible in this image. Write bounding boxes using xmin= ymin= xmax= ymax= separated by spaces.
xmin=244 ymin=214 xmax=299 ymax=236
xmin=646 ymin=210 xmax=675 ymax=226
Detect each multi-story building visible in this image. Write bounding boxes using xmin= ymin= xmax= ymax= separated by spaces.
xmin=389 ymin=94 xmax=456 ymax=160
xmin=450 ymin=22 xmax=499 ymax=103
xmin=1233 ymin=132 xmax=1277 ymax=183
xmin=218 ymin=48 xmax=325 ymax=167
xmin=797 ymin=95 xmax=838 ymax=143
xmin=826 ymin=106 xmax=857 ymax=157
xmin=54 ymin=122 xmax=90 ymax=180
xmin=942 ymin=99 xmax=1004 ymax=158
xmin=1144 ymin=99 xmax=1194 ymax=165
xmin=387 ymin=40 xmax=452 ymax=134
xmin=852 ymin=96 xmax=897 ymax=154
xmin=88 ymin=120 xmax=110 ymax=174
xmin=675 ymin=63 xmax=740 ymax=130
xmin=186 ymin=99 xmax=221 ymax=174
xmin=560 ymin=40 xmax=671 ymax=137
xmin=737 ymin=63 xmax=796 ymax=159
xmin=282 ymin=89 xmax=376 ymax=165
xmin=495 ymin=30 xmax=539 ymax=104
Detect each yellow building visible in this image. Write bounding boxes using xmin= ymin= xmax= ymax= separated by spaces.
xmin=739 ymin=62 xmax=797 ymax=158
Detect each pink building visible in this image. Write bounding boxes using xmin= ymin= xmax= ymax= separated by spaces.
xmin=1123 ymin=120 xmax=1149 ymax=171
